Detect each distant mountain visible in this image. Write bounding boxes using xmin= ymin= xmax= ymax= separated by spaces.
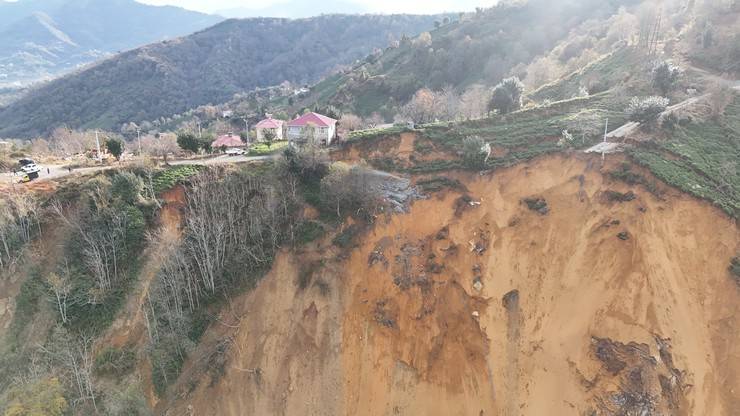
xmin=0 ymin=0 xmax=222 ymax=87
xmin=0 ymin=14 xmax=444 ymax=138
xmin=217 ymin=0 xmax=368 ymax=18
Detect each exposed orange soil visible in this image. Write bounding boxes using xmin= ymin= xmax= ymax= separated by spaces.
xmin=164 ymin=154 xmax=739 ymax=416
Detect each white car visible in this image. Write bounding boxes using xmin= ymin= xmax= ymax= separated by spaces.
xmin=225 ymin=148 xmax=246 ymax=156
xmin=21 ymin=163 xmax=41 ymax=174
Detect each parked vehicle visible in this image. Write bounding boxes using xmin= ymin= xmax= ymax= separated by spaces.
xmin=21 ymin=163 xmax=41 ymax=174
xmin=19 ymin=171 xmax=38 ymax=182
xmin=225 ymin=148 xmax=246 ymax=156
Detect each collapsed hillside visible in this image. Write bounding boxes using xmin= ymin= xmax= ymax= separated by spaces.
xmin=160 ymin=154 xmax=739 ymax=415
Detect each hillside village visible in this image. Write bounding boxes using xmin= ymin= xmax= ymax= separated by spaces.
xmin=0 ymin=0 xmax=739 ymax=415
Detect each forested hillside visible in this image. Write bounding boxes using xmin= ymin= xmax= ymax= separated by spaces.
xmin=292 ymin=0 xmax=641 ymax=118
xmin=0 ymin=14 xmax=443 ymax=138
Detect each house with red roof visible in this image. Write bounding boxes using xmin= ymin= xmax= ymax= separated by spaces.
xmin=211 ymin=133 xmax=245 ymax=149
xmin=255 ymin=116 xmax=284 ymax=141
xmin=286 ymin=112 xmax=337 ymax=145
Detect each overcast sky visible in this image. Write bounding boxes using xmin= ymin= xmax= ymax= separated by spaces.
xmin=138 ymin=0 xmax=490 ymax=15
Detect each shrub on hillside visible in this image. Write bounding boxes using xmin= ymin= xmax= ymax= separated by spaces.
xmin=626 ymin=96 xmax=669 ymax=128
xmin=488 ymin=77 xmax=524 ymax=115
xmin=651 ymin=61 xmax=681 ymax=95
xmin=3 ymin=377 xmax=68 ymax=416
xmin=94 ymin=346 xmax=136 ymax=377
xmin=462 ymin=136 xmax=489 ymax=168
xmin=111 ymin=172 xmax=143 ymax=204
xmin=105 ymin=137 xmax=124 ymax=160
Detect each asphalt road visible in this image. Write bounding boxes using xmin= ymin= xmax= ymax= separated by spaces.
xmin=1 ymin=154 xmax=276 ymax=186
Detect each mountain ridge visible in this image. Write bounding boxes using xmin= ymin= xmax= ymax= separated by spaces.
xmin=0 ymin=13 xmax=445 ymax=138
xmin=0 ymin=0 xmax=223 ymax=88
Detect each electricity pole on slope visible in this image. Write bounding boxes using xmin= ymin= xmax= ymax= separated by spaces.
xmin=95 ymin=130 xmax=102 ymax=163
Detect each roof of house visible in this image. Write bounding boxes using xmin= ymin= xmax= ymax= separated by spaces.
xmin=211 ymin=134 xmax=244 ymax=148
xmin=255 ymin=117 xmax=284 ymax=129
xmin=287 ymin=112 xmax=337 ymax=128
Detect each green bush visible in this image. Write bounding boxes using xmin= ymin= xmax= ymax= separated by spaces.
xmin=94 ymin=346 xmax=136 ymax=377
xmin=111 ymin=172 xmax=143 ymax=204
xmin=295 ymin=221 xmax=325 ymax=244
xmin=462 ymin=136 xmax=488 ymax=169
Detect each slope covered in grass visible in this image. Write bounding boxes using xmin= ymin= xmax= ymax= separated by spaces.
xmin=629 ymin=94 xmax=740 ymax=217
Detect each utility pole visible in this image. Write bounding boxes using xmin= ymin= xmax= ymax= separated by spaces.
xmin=602 ymin=118 xmax=608 ymax=166
xmin=242 ymin=117 xmax=249 ymax=144
xmin=197 ymin=121 xmax=202 ymax=138
xmin=95 ymin=130 xmax=102 ymax=163
xmin=137 ymin=128 xmax=142 ymax=156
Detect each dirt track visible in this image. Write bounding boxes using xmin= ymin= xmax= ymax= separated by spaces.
xmin=161 ymin=153 xmax=739 ymax=416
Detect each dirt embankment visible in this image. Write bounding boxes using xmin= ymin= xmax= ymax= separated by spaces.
xmin=165 ymin=154 xmax=739 ymax=416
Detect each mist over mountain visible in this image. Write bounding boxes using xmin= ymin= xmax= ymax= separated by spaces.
xmin=216 ymin=0 xmax=368 ymax=18
xmin=0 ymin=0 xmax=223 ymax=87
xmin=0 ymin=13 xmax=443 ymax=137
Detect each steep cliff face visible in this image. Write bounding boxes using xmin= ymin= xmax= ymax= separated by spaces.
xmin=164 ymin=154 xmax=739 ymax=416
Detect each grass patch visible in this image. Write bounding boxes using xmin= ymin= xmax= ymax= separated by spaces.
xmin=347 ymin=126 xmax=412 ymax=142
xmin=152 ymin=165 xmax=203 ymax=193
xmin=248 ymin=141 xmax=288 ymax=156
xmin=627 ymin=94 xmax=740 ymax=218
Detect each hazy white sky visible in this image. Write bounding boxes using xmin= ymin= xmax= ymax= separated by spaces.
xmin=138 ymin=0 xmax=489 ymax=15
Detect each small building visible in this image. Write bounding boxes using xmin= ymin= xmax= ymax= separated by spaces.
xmin=286 ymin=112 xmax=337 ymax=146
xmin=255 ymin=117 xmax=284 ymax=142
xmin=211 ymin=133 xmax=245 ymax=150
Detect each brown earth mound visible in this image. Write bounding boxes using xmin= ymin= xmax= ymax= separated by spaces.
xmin=162 ymin=154 xmax=739 ymax=416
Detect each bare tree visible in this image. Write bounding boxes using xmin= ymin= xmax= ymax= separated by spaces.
xmin=49 ymin=128 xmax=95 ymax=157
xmin=38 ymin=327 xmax=98 ymax=412
xmin=140 ymin=133 xmax=181 ymax=164
xmin=50 ymin=193 xmax=135 ymax=294
xmin=401 ymin=88 xmax=444 ymax=124
xmin=339 ymin=113 xmax=363 ymax=134
xmin=365 ymin=112 xmax=385 ymax=128
xmin=459 ymin=84 xmax=490 ymax=120
xmin=45 ymin=268 xmax=73 ymax=324
xmin=0 ymin=191 xmax=41 ymax=269
xmin=565 ymin=110 xmax=603 ymax=144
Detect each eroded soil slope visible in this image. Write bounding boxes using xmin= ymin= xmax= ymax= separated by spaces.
xmin=168 ymin=154 xmax=739 ymax=416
